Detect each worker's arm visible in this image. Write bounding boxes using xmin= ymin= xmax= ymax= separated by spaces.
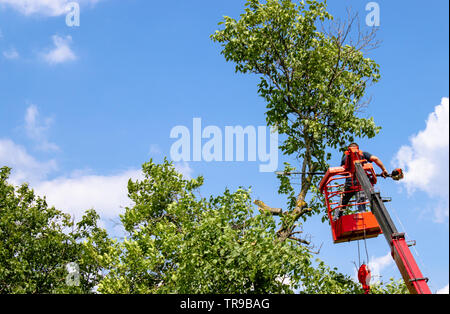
xmin=370 ymin=155 xmax=389 ymax=178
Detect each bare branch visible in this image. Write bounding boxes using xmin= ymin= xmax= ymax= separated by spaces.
xmin=307 ymin=243 xmax=323 ymax=255
xmin=288 ymin=236 xmax=310 ymax=245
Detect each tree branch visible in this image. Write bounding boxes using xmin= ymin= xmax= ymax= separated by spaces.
xmin=254 ymin=200 xmax=283 ymax=215
xmin=288 ymin=236 xmax=310 ymax=245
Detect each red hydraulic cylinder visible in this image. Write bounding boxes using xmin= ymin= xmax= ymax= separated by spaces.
xmin=391 ymin=233 xmax=431 ymax=294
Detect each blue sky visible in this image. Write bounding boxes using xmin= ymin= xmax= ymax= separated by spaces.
xmin=0 ymin=0 xmax=448 ymax=293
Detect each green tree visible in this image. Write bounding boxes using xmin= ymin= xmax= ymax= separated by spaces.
xmin=370 ymin=278 xmax=409 ymax=294
xmin=97 ymin=159 xmax=405 ymax=294
xmin=97 ymin=159 xmax=349 ymax=293
xmin=0 ymin=166 xmax=112 ymax=293
xmin=211 ymin=0 xmax=381 ymax=240
xmin=1 ymin=162 xmax=406 ymax=294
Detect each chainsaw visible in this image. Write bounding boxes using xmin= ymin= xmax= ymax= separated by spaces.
xmin=376 ymin=168 xmax=404 ymax=181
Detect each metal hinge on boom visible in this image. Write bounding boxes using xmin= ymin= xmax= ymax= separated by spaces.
xmin=407 ymin=240 xmax=416 ymax=247
xmin=409 ymin=277 xmax=429 ymax=283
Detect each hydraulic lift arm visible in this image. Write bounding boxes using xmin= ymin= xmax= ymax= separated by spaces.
xmin=355 ymin=162 xmax=432 ymax=294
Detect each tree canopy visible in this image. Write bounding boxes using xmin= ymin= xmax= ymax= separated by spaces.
xmin=0 ymin=162 xmax=407 ymax=294
xmin=211 ymin=0 xmax=382 ymax=239
xmin=0 ymin=166 xmax=112 ymax=293
xmin=97 ymin=159 xmax=361 ymax=293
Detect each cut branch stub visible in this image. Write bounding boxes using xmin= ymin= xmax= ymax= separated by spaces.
xmin=254 ymin=200 xmax=283 ymax=215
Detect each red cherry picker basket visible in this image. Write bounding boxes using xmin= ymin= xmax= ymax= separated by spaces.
xmin=319 ymin=163 xmax=382 ymax=244
xmin=318 ymin=147 xmax=383 ymax=243
xmin=317 ymin=147 xmax=431 ymax=294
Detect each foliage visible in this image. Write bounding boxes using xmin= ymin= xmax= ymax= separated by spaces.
xmin=300 ymin=259 xmax=361 ymax=294
xmin=370 ymin=278 xmax=408 ymax=294
xmin=0 ymin=166 xmax=112 ymax=293
xmin=96 ymin=159 xmax=406 ymax=294
xmin=1 ymin=162 xmax=407 ymax=294
xmin=98 ymin=159 xmax=309 ymax=293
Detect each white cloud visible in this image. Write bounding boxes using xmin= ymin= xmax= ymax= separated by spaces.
xmin=368 ymin=252 xmax=394 ymax=282
xmin=0 ymin=0 xmax=102 ymax=17
xmin=352 ymin=252 xmax=395 ymax=284
xmin=33 ymin=161 xmax=195 ymax=223
xmin=42 ymin=35 xmax=76 ymax=65
xmin=1 ymin=138 xmax=196 ymax=237
xmin=0 ymin=139 xmax=140 ymax=228
xmin=369 ymin=252 xmax=394 ymax=278
xmin=394 ymin=97 xmax=449 ymax=223
xmin=437 ymin=284 xmax=449 ymax=294
xmin=0 ymin=0 xmax=67 ymax=16
xmin=1 ymin=105 xmax=135 ymax=221
xmin=34 ymin=169 xmax=143 ymax=220
xmin=1 ymin=106 xmax=195 ymax=227
xmin=174 ymin=161 xmax=194 ymax=179
xmin=0 ymin=105 xmax=60 ymax=183
xmin=0 ymin=138 xmax=57 ymax=185
xmin=0 ymin=138 xmax=140 ymax=221
xmin=2 ymin=47 xmax=19 ymax=59
xmin=24 ymin=104 xmax=60 ymax=152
